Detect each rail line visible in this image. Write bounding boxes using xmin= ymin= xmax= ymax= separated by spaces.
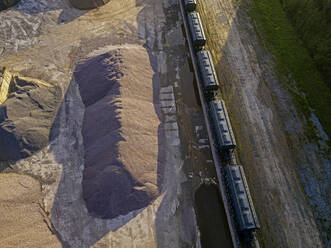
xmin=178 ymin=1 xmax=241 ymax=247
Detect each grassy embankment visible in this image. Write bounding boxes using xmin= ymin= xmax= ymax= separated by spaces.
xmin=251 ymin=0 xmax=331 ymax=149
xmin=280 ymin=0 xmax=331 ymax=91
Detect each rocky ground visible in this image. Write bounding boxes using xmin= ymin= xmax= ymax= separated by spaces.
xmin=197 ymin=0 xmax=330 ymax=247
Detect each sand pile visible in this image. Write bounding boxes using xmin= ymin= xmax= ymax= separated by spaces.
xmin=75 ymin=46 xmax=162 ymax=219
xmin=0 ymin=0 xmax=20 ymax=10
xmin=0 ymin=76 xmax=61 ymax=161
xmin=0 ymin=173 xmax=61 ymax=248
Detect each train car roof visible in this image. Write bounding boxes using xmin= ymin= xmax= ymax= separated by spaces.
xmin=225 ymin=165 xmax=260 ymax=231
xmin=187 ymin=12 xmax=206 ymax=42
xmin=209 ymin=99 xmax=236 ymax=149
xmin=197 ymin=50 xmax=219 ymax=89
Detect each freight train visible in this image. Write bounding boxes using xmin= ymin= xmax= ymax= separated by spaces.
xmin=187 ymin=12 xmax=206 ymax=48
xmin=225 ymin=165 xmax=260 ymax=236
xmin=183 ymin=0 xmax=260 ymax=238
xmin=184 ymin=0 xmax=196 ymax=11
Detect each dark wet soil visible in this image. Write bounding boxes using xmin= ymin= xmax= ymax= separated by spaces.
xmin=195 ymin=184 xmax=233 ymax=248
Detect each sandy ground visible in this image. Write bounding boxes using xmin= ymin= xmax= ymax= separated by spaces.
xmin=0 ymin=0 xmax=203 ymax=247
xmin=0 ymin=173 xmax=61 ymax=248
xmin=197 ymin=0 xmax=330 ymax=247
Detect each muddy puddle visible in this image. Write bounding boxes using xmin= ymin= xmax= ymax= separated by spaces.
xmin=195 ymin=184 xmax=233 ymax=248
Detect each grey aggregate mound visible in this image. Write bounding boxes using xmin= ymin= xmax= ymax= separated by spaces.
xmin=0 ymin=0 xmax=20 ymax=10
xmin=0 ymin=77 xmax=61 ymax=161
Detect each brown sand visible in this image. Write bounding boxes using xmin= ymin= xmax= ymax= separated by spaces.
xmin=0 ymin=173 xmax=61 ymax=248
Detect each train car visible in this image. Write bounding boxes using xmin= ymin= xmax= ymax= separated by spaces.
xmin=209 ymin=99 xmax=236 ymax=154
xmin=225 ymin=165 xmax=260 ymax=233
xmin=197 ymin=50 xmax=219 ymax=94
xmin=187 ymin=12 xmax=206 ymax=47
xmin=184 ymin=0 xmax=197 ymax=11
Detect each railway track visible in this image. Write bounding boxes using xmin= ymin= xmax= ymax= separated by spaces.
xmin=178 ymin=1 xmax=241 ymax=247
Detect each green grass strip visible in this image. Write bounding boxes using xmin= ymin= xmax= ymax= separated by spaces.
xmin=251 ymin=0 xmax=331 ymax=142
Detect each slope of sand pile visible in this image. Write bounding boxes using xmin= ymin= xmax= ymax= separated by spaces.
xmin=76 ymin=46 xmax=161 ymax=219
xmin=0 ymin=174 xmax=61 ymax=248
